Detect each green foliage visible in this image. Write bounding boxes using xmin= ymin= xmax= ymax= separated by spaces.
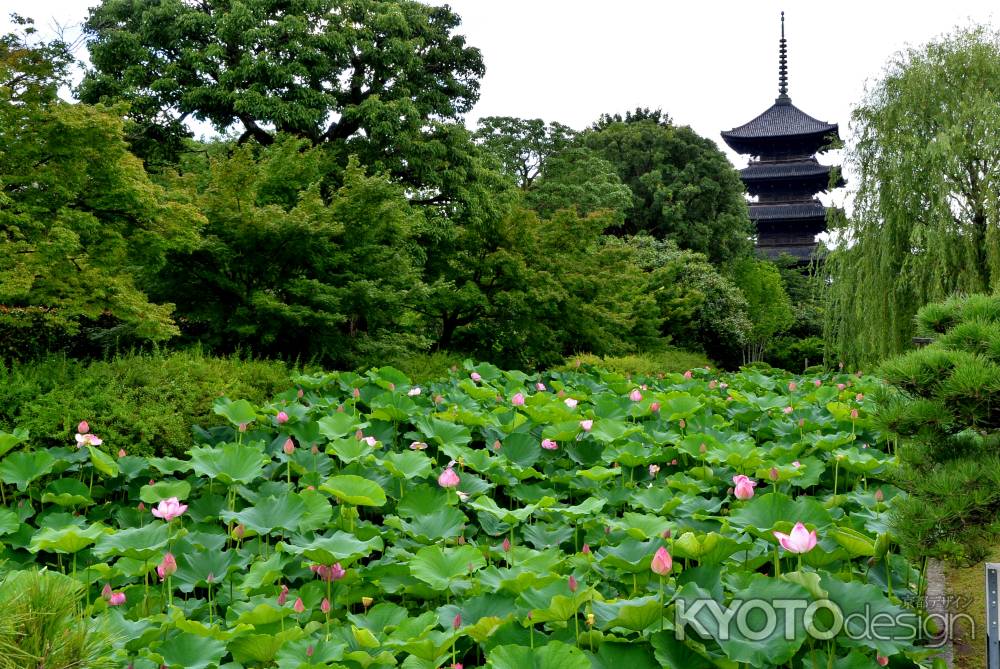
xmin=0 ymin=24 xmax=201 ymax=347
xmin=879 ymin=293 xmax=1000 ymax=559
xmin=827 ymin=26 xmax=1000 ymax=364
xmin=581 ymin=114 xmax=753 ymax=264
xmin=524 ymin=147 xmax=633 ymax=224
xmin=474 ymin=116 xmax=576 ymax=189
xmin=555 ymin=349 xmax=712 ymax=377
xmin=0 ymin=569 xmax=113 ymax=668
xmin=732 ymin=258 xmax=795 ymax=364
xmin=0 ymin=351 xmax=292 ymax=458
xmin=80 ymin=0 xmax=484 ymax=171
xmin=605 ymin=236 xmax=751 ymax=368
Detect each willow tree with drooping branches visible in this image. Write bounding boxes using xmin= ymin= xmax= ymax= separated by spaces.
xmin=826 ymin=26 xmax=1000 ymax=365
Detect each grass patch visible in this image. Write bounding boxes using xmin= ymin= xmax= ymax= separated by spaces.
xmin=947 ymin=547 xmax=1000 ymax=668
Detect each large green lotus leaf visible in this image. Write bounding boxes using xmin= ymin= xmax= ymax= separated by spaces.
xmin=488 ymin=641 xmax=590 ymax=669
xmin=413 ymin=415 xmax=471 ymax=446
xmin=228 ymin=629 xmax=304 ymax=665
xmin=384 ymin=506 xmax=467 ymax=542
xmin=497 ymin=432 xmax=541 ymax=469
xmin=436 ymin=594 xmax=518 ymax=631
xmin=517 ymin=579 xmax=591 ymax=622
xmin=671 ymin=531 xmax=747 ymax=565
xmin=466 ymin=495 xmax=537 ymax=524
xmin=380 ymin=451 xmax=433 ymax=480
xmin=317 ymin=413 xmax=364 ymax=440
xmin=597 ymin=538 xmax=659 ymax=572
xmin=347 ymin=602 xmax=411 ymax=637
xmin=819 ymin=571 xmax=919 ymax=655
xmin=321 ymin=474 xmax=387 ymax=507
xmin=94 ymin=522 xmax=169 ymax=561
xmin=589 ymin=419 xmax=637 ymax=444
xmin=221 ymin=494 xmax=307 ymax=535
xmin=617 ymin=512 xmax=672 ymax=540
xmin=212 ymin=398 xmax=257 ymax=427
xmin=661 ymin=394 xmax=702 ymax=420
xmin=393 ymin=628 xmax=458 ymax=661
xmin=829 ymin=526 xmax=876 ymax=557
xmin=727 ymin=492 xmax=833 ymax=533
xmin=140 ymin=480 xmax=192 ymax=503
xmin=29 ymin=523 xmax=105 ymax=554
xmin=232 ymin=601 xmax=290 ymax=626
xmin=557 ymin=497 xmax=605 ymax=518
xmin=157 ymin=631 xmax=227 ymax=669
xmin=802 ymin=650 xmax=885 ymax=669
xmin=521 ymin=522 xmax=575 ymax=550
xmin=540 ymin=420 xmax=586 ymax=442
xmin=275 ymin=637 xmax=348 ymax=666
xmin=297 ymin=488 xmax=333 ymax=533
xmin=0 ymin=450 xmax=55 ymax=491
xmin=409 ymin=544 xmax=486 ymax=590
xmin=87 ymin=445 xmax=119 ymax=478
xmin=0 ymin=508 xmax=19 ymax=536
xmin=832 ymin=447 xmax=883 ymax=474
xmin=40 ymin=478 xmax=92 ymax=507
xmin=649 ymin=631 xmax=714 ymax=669
xmin=98 ymin=610 xmax=158 ymax=653
xmin=629 ymin=487 xmax=685 ymax=515
xmin=604 ymin=441 xmax=650 ymax=467
xmin=175 ymin=549 xmax=237 ymax=591
xmin=147 ymin=456 xmax=193 ymax=475
xmin=590 ymin=595 xmax=663 ymax=632
xmin=368 ymin=392 xmax=417 ymax=422
xmin=577 ymin=466 xmax=619 ymax=482
xmin=591 ymin=641 xmax=660 ymax=669
xmin=384 ymin=610 xmax=439 ymax=645
xmin=189 ymin=443 xmax=267 ymax=484
xmin=0 ymin=428 xmax=28 ymax=457
xmin=279 ymin=531 xmax=384 ymax=564
xmin=327 ymin=437 xmax=375 ymax=463
xmin=240 ymin=553 xmax=286 ymax=591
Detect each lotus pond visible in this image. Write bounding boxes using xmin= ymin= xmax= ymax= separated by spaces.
xmin=0 ymin=363 xmax=939 ymax=668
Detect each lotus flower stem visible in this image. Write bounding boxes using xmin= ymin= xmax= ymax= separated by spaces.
xmin=773 ymin=546 xmax=781 ymax=577
xmin=833 ymin=459 xmax=840 ymax=496
xmin=529 ymin=615 xmax=534 ymax=648
xmin=659 ymin=574 xmax=665 ymax=631
xmin=574 ymin=607 xmax=579 ymax=647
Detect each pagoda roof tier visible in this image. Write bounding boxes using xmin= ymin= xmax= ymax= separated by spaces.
xmin=740 ymin=160 xmax=831 ymax=181
xmin=749 ymin=201 xmax=828 ymax=221
xmin=722 ymin=101 xmax=839 ymax=155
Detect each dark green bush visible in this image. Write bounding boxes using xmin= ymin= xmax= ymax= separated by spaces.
xmin=0 ymin=350 xmax=293 ymax=458
xmin=879 ymin=293 xmax=1000 ymax=561
xmin=554 ymin=349 xmax=712 ymax=377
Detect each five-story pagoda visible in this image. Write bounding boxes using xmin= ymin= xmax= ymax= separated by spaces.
xmin=721 ymin=12 xmax=844 ymax=263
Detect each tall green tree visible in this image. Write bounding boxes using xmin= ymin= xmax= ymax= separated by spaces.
xmin=826 ymin=26 xmax=1000 ymax=364
xmin=473 ymin=116 xmax=575 ymax=189
xmin=79 ymin=0 xmax=484 ymax=173
xmin=524 ymin=147 xmax=632 ymax=223
xmin=0 ymin=20 xmax=200 ymax=351
xmin=581 ymin=111 xmax=753 ymax=265
xmin=732 ymin=258 xmax=794 ymax=364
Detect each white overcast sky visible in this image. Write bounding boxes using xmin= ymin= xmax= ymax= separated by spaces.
xmin=5 ymin=0 xmax=1000 ymax=210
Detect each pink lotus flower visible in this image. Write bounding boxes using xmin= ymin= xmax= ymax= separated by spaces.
xmin=709 ymin=380 xmax=718 ymax=389
xmin=813 ymin=379 xmax=822 ymax=387
xmin=321 ymin=597 xmax=331 ymax=613
xmin=783 ymin=406 xmax=793 ymax=414
xmin=118 ymin=449 xmax=126 ymax=458
xmin=541 ymin=438 xmax=558 ymax=450
xmin=276 ymin=411 xmax=289 ymax=424
xmin=773 ymin=522 xmax=818 ymax=554
xmin=732 ymin=475 xmax=757 ymax=500
xmin=78 ymin=420 xmax=90 ymax=434
xmin=720 ymin=382 xmax=728 ymax=389
xmin=283 ymin=438 xmax=295 ymax=455
xmin=293 ymin=597 xmax=305 ymax=613
xmin=408 ymin=387 xmax=421 ymax=396
xmin=837 ymin=383 xmax=846 ymax=391
xmin=564 ymin=398 xmax=578 ymax=408
xmin=278 ymin=584 xmax=289 ymax=605
xmin=151 ymin=497 xmax=187 ymax=521
xmin=792 ymin=461 xmax=801 ymax=468
xmin=361 ymin=436 xmax=378 ymax=447
xmin=650 ymin=547 xmax=673 ymax=575
xmin=311 ymin=563 xmax=346 ymax=582
xmin=650 ymin=402 xmax=660 ymax=412
xmin=629 ymin=389 xmax=643 ymax=401
xmin=238 ymin=423 xmax=248 ymax=432
xmin=649 ymin=464 xmax=660 ymax=477
xmin=788 ymin=382 xmax=797 ymax=392
xmin=511 ymin=393 xmax=526 ymax=406
xmin=438 ymin=467 xmax=460 ymax=488
xmin=877 ymin=656 xmax=888 ymax=666
xmin=75 ymin=433 xmax=103 ymax=447
xmin=470 ymin=372 xmax=482 ymax=382
xmin=536 ymin=382 xmax=546 ymax=391
xmin=410 ymin=441 xmax=428 ymax=450
xmin=683 ymin=370 xmax=692 ymax=379
xmin=568 ymin=575 xmax=578 ymax=592
xmin=156 ymin=552 xmax=177 ymax=581
xmin=108 ymin=591 xmax=126 ymax=606
xmin=580 ymin=419 xmax=593 ymax=431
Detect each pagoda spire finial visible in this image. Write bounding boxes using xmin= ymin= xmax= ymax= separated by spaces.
xmin=777 ymin=11 xmax=790 ymax=103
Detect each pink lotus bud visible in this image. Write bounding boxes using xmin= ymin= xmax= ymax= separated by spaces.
xmin=783 ymin=406 xmax=793 ymax=414
xmin=156 ymin=552 xmax=177 ymax=581
xmin=307 ymin=645 xmax=314 ymax=657
xmin=670 ymin=459 xmax=678 ymax=465
xmin=276 ymin=411 xmax=289 ymax=424
xmin=137 ymin=502 xmax=145 ymax=512
xmin=502 ymin=537 xmax=511 ymax=552
xmin=311 ymin=445 xmax=319 ymax=455
xmin=877 ymin=657 xmax=888 ymax=667
xmin=470 ymin=372 xmax=482 ymax=382
xmin=814 ymin=378 xmax=822 ymax=387
xmin=650 ymin=547 xmax=673 ymax=575
xmin=353 ymin=388 xmax=361 ymax=399
xmin=649 ymin=464 xmax=660 ymax=477
xmin=650 ymin=402 xmax=660 ymax=412
xmin=101 ymin=583 xmax=113 ymax=600
xmin=297 ymin=388 xmax=304 ymax=398
xmin=536 ymin=382 xmax=546 ymax=391
xmin=769 ymin=467 xmax=779 ymax=481
xmin=78 ymin=421 xmax=90 ymax=434
xmin=874 ymin=488 xmax=884 ymax=503
xmin=511 ymin=393 xmax=525 ymax=406
xmin=662 ymin=529 xmax=672 ymax=539
xmin=732 ymin=474 xmax=757 ymax=500
xmin=679 ymin=419 xmax=686 ymax=429
xmin=438 ymin=467 xmax=460 ymax=488
xmin=683 ymin=370 xmax=692 ymax=379
xmin=293 ymin=597 xmax=305 ymax=613
xmin=457 ymin=535 xmax=466 ymax=544
xmin=580 ymin=419 xmax=593 ymax=431
xmin=581 ymin=543 xmax=591 ymax=554
xmin=788 ymin=382 xmax=797 ymax=392
xmin=453 ymin=613 xmax=462 ymax=629
xmin=541 ymin=438 xmax=558 ymax=450
xmin=792 ymin=461 xmax=801 ymax=468
xmin=699 ymin=443 xmax=706 ymax=454
xmin=629 ymin=389 xmax=642 ymax=401
xmin=837 ymin=383 xmax=846 ymax=391
xmin=798 ymin=418 xmax=805 ymax=427
xmin=568 ymin=575 xmax=578 ymax=592
xmin=283 ymin=438 xmax=295 ymax=455
xmin=321 ymin=597 xmax=330 ymax=613
xmin=434 ymin=394 xmax=445 ymax=404
xmin=238 ymin=423 xmax=248 ymax=433
xmin=492 ymin=440 xmax=501 ymax=450
xmin=108 ymin=591 xmax=126 ymax=606
xmin=709 ymin=380 xmax=718 ymax=389
xmin=118 ymin=449 xmax=126 ymax=458
xmin=850 ymin=409 xmax=859 ymax=419
xmin=278 ymin=584 xmax=289 ymax=605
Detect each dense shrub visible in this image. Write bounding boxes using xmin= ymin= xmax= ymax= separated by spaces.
xmin=0 ymin=350 xmax=292 ymax=458
xmin=878 ymin=293 xmax=1000 ymax=562
xmin=554 ymin=348 xmax=712 ymax=377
